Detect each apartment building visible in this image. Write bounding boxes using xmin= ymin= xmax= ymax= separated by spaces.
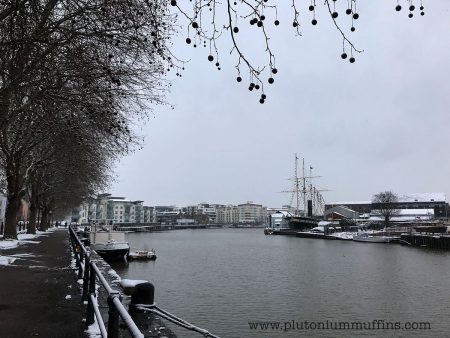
xmin=76 ymin=193 xmax=147 ymax=224
xmin=237 ymin=202 xmax=267 ymax=224
xmin=187 ymin=203 xmax=225 ymax=223
xmin=216 ymin=202 xmax=267 ymax=225
xmin=216 ymin=205 xmax=239 ymax=224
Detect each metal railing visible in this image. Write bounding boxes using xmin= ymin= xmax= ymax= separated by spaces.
xmin=69 ymin=226 xmax=144 ymax=338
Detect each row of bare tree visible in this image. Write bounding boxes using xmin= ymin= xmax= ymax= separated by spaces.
xmin=0 ymin=1 xmax=173 ymax=239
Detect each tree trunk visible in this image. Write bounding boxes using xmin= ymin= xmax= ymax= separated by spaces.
xmin=3 ymin=196 xmax=20 ymax=239
xmin=27 ymin=183 xmax=39 ymax=234
xmin=40 ymin=209 xmax=48 ymax=231
xmin=4 ymin=161 xmax=23 ymax=239
xmin=27 ymin=204 xmax=37 ymax=234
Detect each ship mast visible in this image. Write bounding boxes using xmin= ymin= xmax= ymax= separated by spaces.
xmin=295 ymin=154 xmax=299 ymax=215
xmin=281 ymin=154 xmax=326 ymax=217
xmin=302 ymin=158 xmax=307 ymax=216
xmin=309 ymin=164 xmax=313 ymax=215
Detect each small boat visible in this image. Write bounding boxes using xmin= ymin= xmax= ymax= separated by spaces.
xmin=128 ymin=250 xmax=157 ymax=261
xmin=264 ymin=227 xmax=274 ymax=235
xmin=353 ymin=232 xmax=399 ymax=243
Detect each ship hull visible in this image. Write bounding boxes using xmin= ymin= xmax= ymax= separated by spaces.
xmin=286 ymin=216 xmax=318 ymax=231
xmin=91 ymin=242 xmax=130 ymax=260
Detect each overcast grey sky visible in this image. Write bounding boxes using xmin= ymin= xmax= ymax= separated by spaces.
xmin=110 ymin=2 xmax=450 ymax=208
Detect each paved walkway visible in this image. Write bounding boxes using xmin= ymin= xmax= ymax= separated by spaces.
xmin=0 ymin=228 xmax=85 ymax=337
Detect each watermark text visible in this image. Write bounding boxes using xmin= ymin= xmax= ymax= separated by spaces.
xmin=248 ymin=319 xmax=431 ymax=332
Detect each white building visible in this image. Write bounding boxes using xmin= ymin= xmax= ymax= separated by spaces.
xmin=238 ymin=202 xmax=267 ymax=224
xmin=216 ymin=205 xmax=239 ymax=224
xmin=268 ymin=211 xmax=289 ymax=228
xmin=216 ymin=202 xmax=267 ymax=225
xmin=143 ymin=206 xmax=156 ymax=223
xmin=187 ymin=203 xmax=224 ymax=223
xmin=76 ymin=193 xmax=151 ymax=224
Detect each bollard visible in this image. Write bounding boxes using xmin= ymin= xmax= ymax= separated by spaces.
xmin=121 ymin=280 xmax=155 ymax=333
xmin=130 ymin=282 xmax=155 ymax=306
xmin=120 ymin=280 xmax=155 ymax=307
xmin=107 ymin=293 xmax=121 ymax=338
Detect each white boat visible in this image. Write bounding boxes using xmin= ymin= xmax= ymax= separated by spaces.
xmin=353 ymin=232 xmax=399 ymax=243
xmin=89 ymin=224 xmax=130 ymax=260
xmin=128 ymin=250 xmax=157 ymax=261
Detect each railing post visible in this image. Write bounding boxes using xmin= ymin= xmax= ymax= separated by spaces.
xmin=77 ymin=251 xmax=84 ymax=279
xmin=89 ymin=264 xmax=96 ymax=294
xmin=86 ymin=295 xmax=95 ymax=328
xmin=107 ymin=292 xmax=121 ymax=338
xmin=86 ymin=264 xmax=96 ymax=327
xmin=74 ymin=241 xmax=81 ymax=269
xmin=80 ymin=248 xmax=84 ymax=265
xmin=70 ymin=234 xmax=78 ymax=264
xmin=82 ymin=254 xmax=90 ymax=301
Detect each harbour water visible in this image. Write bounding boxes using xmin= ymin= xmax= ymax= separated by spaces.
xmin=112 ymin=228 xmax=450 ymax=338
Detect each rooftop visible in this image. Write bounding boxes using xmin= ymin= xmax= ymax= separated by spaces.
xmin=329 ymin=193 xmax=447 ymax=205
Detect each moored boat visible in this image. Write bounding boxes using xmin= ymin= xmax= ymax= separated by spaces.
xmin=90 ymin=224 xmax=130 ymax=260
xmin=264 ymin=227 xmax=274 ymax=235
xmin=128 ymin=250 xmax=157 ymax=260
xmin=353 ymin=232 xmax=399 ymax=243
xmin=91 ymin=241 xmax=130 ymax=260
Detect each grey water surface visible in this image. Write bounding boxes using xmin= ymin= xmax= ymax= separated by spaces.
xmin=111 ymin=228 xmax=450 ymax=338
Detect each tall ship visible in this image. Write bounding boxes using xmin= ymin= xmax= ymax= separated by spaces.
xmin=281 ymin=155 xmax=325 ymax=231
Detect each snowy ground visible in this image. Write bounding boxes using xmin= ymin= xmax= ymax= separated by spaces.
xmin=0 ymin=227 xmax=59 ymax=266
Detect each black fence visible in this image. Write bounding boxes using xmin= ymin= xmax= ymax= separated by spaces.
xmin=69 ymin=226 xmax=144 ymax=338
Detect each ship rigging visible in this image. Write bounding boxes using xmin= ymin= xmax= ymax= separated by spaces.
xmin=281 ymin=154 xmax=326 ymax=230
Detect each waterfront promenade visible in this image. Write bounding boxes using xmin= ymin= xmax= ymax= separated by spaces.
xmin=0 ymin=228 xmax=85 ymax=337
